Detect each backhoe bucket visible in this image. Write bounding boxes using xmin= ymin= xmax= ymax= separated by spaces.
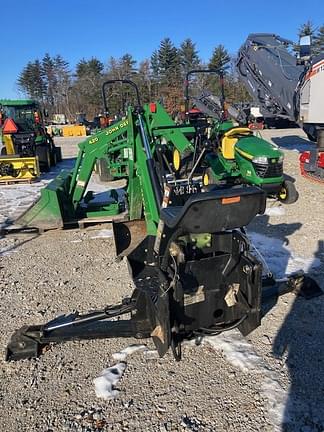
xmin=15 ymin=170 xmax=75 ymax=231
xmin=113 ymin=220 xmax=147 ymax=258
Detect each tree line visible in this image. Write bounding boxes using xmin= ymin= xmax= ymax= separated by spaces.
xmin=17 ymin=22 xmax=324 ymax=121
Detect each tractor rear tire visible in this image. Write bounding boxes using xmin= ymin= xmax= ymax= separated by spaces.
xmin=96 ymin=158 xmax=113 ymax=182
xmin=36 ymin=146 xmax=51 ymax=173
xmin=50 ymin=148 xmax=57 ymax=166
xmin=55 ymin=146 xmax=63 ymax=162
xmin=278 ymin=180 xmax=298 ymax=204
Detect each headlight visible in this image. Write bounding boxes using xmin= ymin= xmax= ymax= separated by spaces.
xmin=252 ymin=156 xmax=268 ymax=164
xmin=278 ymin=155 xmax=284 ymax=163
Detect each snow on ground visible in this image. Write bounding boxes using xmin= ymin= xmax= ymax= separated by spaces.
xmin=248 ymin=231 xmax=321 ymax=278
xmin=94 ymin=345 xmax=147 ymax=400
xmin=264 ymin=205 xmax=286 ymax=217
xmin=0 ymin=159 xmax=115 ymax=231
xmin=205 ymin=331 xmax=287 ymax=431
xmin=95 ymin=333 xmax=291 ymax=429
xmin=90 ymin=229 xmax=113 ymax=239
xmin=0 ymin=159 xmax=75 ymax=229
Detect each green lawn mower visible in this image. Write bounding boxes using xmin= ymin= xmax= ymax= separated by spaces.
xmin=180 ymin=70 xmax=298 ymax=204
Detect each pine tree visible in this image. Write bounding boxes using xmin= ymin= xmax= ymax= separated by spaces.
xmin=313 ymin=25 xmax=324 ymax=55
xmin=152 ymin=38 xmax=182 ymax=113
xmin=76 ymin=57 xmax=104 ymax=80
xmin=17 ymin=60 xmax=46 ymax=102
xmin=53 ymin=55 xmax=71 ymax=115
xmin=157 ymin=38 xmax=181 ymax=84
xmin=74 ymin=57 xmax=104 ymax=117
xmin=119 ymin=54 xmax=137 ymax=78
xmin=298 ymin=20 xmax=316 ymax=37
xmin=295 ymin=21 xmax=319 ymax=56
xmin=42 ymin=53 xmax=57 ymax=108
xmin=150 ymin=50 xmax=160 ymax=79
xmin=179 ymin=38 xmax=200 ymax=75
xmin=209 ymin=45 xmax=230 ymax=74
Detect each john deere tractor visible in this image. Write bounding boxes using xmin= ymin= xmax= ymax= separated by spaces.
xmin=0 ymin=99 xmax=62 ymax=182
xmin=176 ymin=70 xmax=298 ymax=204
xmin=6 ymin=79 xmax=320 ymax=363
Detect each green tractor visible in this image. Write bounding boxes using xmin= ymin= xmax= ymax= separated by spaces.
xmin=0 ymin=99 xmax=62 ymax=181
xmin=6 ymin=79 xmax=320 ymax=363
xmin=179 ymin=70 xmax=298 ymax=204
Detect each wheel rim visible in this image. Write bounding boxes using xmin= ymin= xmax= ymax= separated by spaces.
xmin=203 ymin=173 xmax=209 ymax=186
xmin=279 ymin=187 xmax=287 ymax=200
xmin=173 ymin=149 xmax=181 ymax=171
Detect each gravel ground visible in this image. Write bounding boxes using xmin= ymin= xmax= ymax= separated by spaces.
xmin=0 ymin=129 xmax=323 ymax=432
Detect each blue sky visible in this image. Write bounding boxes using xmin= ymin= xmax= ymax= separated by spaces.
xmin=1 ymin=0 xmax=323 ymax=98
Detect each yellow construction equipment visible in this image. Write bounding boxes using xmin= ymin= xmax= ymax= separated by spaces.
xmin=61 ymin=125 xmax=87 ymax=137
xmin=0 ymin=156 xmax=40 ymax=183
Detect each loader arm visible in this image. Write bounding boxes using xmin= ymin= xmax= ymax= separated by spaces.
xmin=69 ymin=104 xmax=194 ymax=206
xmin=69 ymin=117 xmax=130 ymax=205
xmin=142 ymin=102 xmax=194 ymax=153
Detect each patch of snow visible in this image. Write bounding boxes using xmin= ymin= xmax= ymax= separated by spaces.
xmin=90 ymin=229 xmax=113 ymax=239
xmin=111 ymin=344 xmax=147 ymax=362
xmin=205 ymin=331 xmax=287 ymax=430
xmin=264 ymin=206 xmax=286 ymax=217
xmin=94 ymin=362 xmax=127 ymax=400
xmin=249 ymin=231 xmax=321 ymax=278
xmin=94 ymin=344 xmax=147 ymax=400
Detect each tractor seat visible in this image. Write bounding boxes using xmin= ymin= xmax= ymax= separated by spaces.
xmin=160 ymin=185 xmax=265 ymax=233
xmin=221 ymin=127 xmax=252 ymax=159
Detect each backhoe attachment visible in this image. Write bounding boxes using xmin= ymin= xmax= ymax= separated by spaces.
xmin=6 ymin=79 xmax=322 ymax=363
xmin=6 ymin=184 xmax=321 ymax=362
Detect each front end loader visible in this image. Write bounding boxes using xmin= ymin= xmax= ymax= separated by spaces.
xmin=6 ymin=80 xmax=321 ymax=362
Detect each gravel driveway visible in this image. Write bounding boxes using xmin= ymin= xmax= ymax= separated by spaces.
xmin=0 ymin=129 xmax=323 ymax=432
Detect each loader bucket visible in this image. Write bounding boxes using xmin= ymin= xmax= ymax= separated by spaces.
xmin=15 ymin=170 xmax=75 ymax=231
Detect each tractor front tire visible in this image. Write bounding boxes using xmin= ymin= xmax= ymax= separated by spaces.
xmin=278 ymin=180 xmax=298 ymax=204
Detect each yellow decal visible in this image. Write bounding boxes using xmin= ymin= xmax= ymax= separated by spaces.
xmin=105 ymin=119 xmax=129 ymax=136
xmin=88 ymin=119 xmax=129 ymax=144
xmin=236 ymin=147 xmax=253 ymax=160
xmin=88 ymin=136 xmax=99 ymax=145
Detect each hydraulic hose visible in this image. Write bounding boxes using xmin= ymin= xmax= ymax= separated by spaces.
xmin=137 ymin=113 xmax=163 ymax=208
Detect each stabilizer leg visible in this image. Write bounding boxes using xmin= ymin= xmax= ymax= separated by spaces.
xmin=262 ymin=271 xmax=322 ymax=303
xmin=6 ymin=297 xmax=152 ymax=361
